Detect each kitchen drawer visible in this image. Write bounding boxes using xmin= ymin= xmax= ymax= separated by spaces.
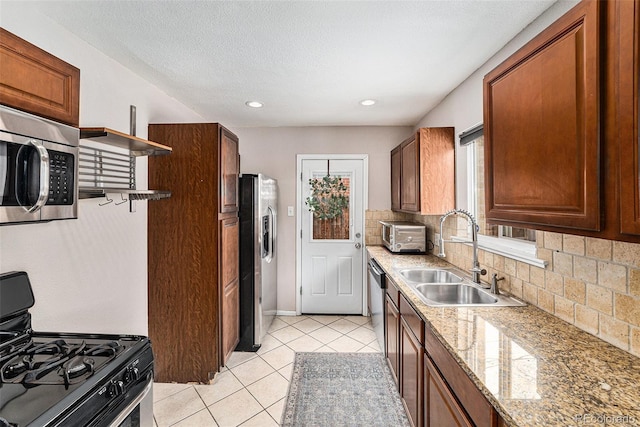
xmin=387 ymin=277 xmax=400 ymax=308
xmin=425 ymin=326 xmax=496 ymax=427
xmin=399 ymin=293 xmax=424 ymax=346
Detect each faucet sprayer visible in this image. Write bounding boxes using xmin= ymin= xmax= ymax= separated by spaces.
xmin=437 ymin=209 xmax=486 ymax=284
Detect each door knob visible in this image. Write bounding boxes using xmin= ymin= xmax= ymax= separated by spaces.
xmin=355 ymin=243 xmax=362 ymax=249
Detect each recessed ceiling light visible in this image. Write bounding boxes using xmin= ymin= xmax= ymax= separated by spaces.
xmin=360 ymin=99 xmax=376 ymax=106
xmin=245 ymin=101 xmax=263 ymax=108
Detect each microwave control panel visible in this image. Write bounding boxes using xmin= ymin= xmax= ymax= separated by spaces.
xmin=48 ymin=150 xmax=74 ymax=205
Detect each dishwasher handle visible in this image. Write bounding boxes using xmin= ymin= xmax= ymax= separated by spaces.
xmin=368 ymin=259 xmax=386 ymax=288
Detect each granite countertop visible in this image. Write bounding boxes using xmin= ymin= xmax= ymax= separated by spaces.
xmin=367 ymin=246 xmax=640 ymax=427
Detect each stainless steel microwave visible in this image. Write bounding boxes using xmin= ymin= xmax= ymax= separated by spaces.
xmin=0 ymin=105 xmax=79 ymax=225
xmin=380 ymin=220 xmax=426 ymax=253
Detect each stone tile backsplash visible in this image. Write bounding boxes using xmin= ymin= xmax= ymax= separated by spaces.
xmin=365 ymin=210 xmax=640 ymax=357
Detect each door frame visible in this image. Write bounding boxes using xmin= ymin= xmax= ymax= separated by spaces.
xmin=296 ymin=154 xmax=369 ymax=316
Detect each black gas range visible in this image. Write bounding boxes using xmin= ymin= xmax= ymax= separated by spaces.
xmin=0 ymin=272 xmax=154 ymax=427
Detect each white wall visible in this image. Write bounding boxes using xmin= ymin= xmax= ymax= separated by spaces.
xmin=415 ymin=0 xmax=580 ymax=209
xmin=233 ymin=126 xmax=410 ymax=311
xmin=0 ymin=3 xmax=202 ymax=335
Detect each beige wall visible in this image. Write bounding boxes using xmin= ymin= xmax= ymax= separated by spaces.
xmin=233 ymin=126 xmax=411 ymax=312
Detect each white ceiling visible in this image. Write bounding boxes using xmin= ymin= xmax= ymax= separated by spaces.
xmin=34 ymin=0 xmax=556 ymax=127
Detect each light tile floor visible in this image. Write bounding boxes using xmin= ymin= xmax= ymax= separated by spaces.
xmin=153 ymin=314 xmax=381 ymax=427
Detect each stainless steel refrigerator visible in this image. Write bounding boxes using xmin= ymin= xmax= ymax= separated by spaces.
xmin=237 ymin=174 xmax=278 ymax=351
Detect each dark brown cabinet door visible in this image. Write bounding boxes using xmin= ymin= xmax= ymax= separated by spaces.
xmin=419 ymin=127 xmax=456 ymax=215
xmin=391 ymin=128 xmax=454 ymax=214
xmin=385 ymin=294 xmax=400 ymax=387
xmin=148 ymin=123 xmax=221 ymax=383
xmin=401 ymin=317 xmax=423 ymax=427
xmin=148 ymin=123 xmax=240 ymax=382
xmin=425 ymin=355 xmax=473 ymax=427
xmin=483 ymin=0 xmax=602 ymax=231
xmin=220 ymin=128 xmax=239 ymax=214
xmin=220 ymin=216 xmax=240 ymax=365
xmin=400 ymin=135 xmax=420 ymax=212
xmin=391 ymin=145 xmax=402 ymax=211
xmin=619 ymin=0 xmax=640 ymax=236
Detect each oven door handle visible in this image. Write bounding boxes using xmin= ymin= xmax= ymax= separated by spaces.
xmin=24 ymin=139 xmax=50 ymax=213
xmin=107 ymin=378 xmax=153 ymax=427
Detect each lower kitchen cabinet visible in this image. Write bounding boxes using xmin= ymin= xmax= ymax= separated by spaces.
xmin=425 ymin=355 xmax=473 ymax=427
xmin=425 ymin=325 xmax=497 ymax=427
xmin=400 ymin=294 xmax=424 ymax=427
xmin=383 ymin=286 xmax=499 ymax=427
xmin=385 ymin=294 xmax=400 ymax=386
xmin=401 ymin=316 xmax=423 ymax=427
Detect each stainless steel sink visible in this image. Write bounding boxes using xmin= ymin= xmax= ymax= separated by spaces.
xmin=396 ymin=267 xmax=526 ymax=307
xmin=399 ymin=268 xmax=462 ymax=284
xmin=415 ymin=283 xmax=497 ymax=305
xmin=407 ymin=282 xmax=526 ymax=307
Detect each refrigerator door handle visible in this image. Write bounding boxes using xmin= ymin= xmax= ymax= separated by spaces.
xmin=262 ymin=207 xmax=275 ymax=262
xmin=268 ymin=206 xmax=275 ymax=259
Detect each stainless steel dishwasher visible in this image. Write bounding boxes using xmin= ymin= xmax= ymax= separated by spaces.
xmin=367 ymin=257 xmax=386 ymax=352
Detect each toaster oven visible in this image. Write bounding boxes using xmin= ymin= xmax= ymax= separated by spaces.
xmin=380 ymin=221 xmax=426 ymax=253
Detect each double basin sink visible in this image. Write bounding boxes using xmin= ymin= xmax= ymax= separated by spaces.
xmin=397 ymin=268 xmax=526 ymax=307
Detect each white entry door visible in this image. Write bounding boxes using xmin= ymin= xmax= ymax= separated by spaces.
xmin=299 ymin=157 xmax=366 ymax=314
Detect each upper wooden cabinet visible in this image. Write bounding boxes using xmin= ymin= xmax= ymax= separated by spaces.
xmin=483 ymin=0 xmax=602 ymax=232
xmin=391 ymin=145 xmax=402 ymax=211
xmin=484 ymin=0 xmax=640 ymax=243
xmin=391 ymin=127 xmax=455 ymax=214
xmin=618 ymin=0 xmax=640 ymax=236
xmin=0 ymin=28 xmax=80 ymax=127
xmin=220 ymin=128 xmax=240 ymax=214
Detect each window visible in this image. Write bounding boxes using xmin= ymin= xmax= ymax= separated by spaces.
xmin=307 ymin=173 xmax=351 ymax=240
xmin=461 ymin=125 xmax=545 ymax=267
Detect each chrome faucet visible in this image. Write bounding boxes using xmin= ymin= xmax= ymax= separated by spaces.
xmin=490 ymin=273 xmax=504 ymax=295
xmin=437 ymin=209 xmax=486 ymax=284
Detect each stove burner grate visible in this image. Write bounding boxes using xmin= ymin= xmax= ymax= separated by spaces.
xmin=0 ymin=339 xmax=122 ymax=386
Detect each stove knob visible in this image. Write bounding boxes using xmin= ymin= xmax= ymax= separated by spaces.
xmin=123 ymin=368 xmax=132 ymax=384
xmin=108 ymin=380 xmax=125 ymax=398
xmin=123 ymin=367 xmax=140 ymax=384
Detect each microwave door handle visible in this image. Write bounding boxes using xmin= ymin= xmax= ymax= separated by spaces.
xmin=25 ymin=140 xmax=49 ymax=213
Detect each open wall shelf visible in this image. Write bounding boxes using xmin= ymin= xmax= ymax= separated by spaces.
xmin=79 ymin=128 xmax=172 ymax=202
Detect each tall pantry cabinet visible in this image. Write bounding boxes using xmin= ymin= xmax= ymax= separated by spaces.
xmin=147 ymin=123 xmax=240 ymax=383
